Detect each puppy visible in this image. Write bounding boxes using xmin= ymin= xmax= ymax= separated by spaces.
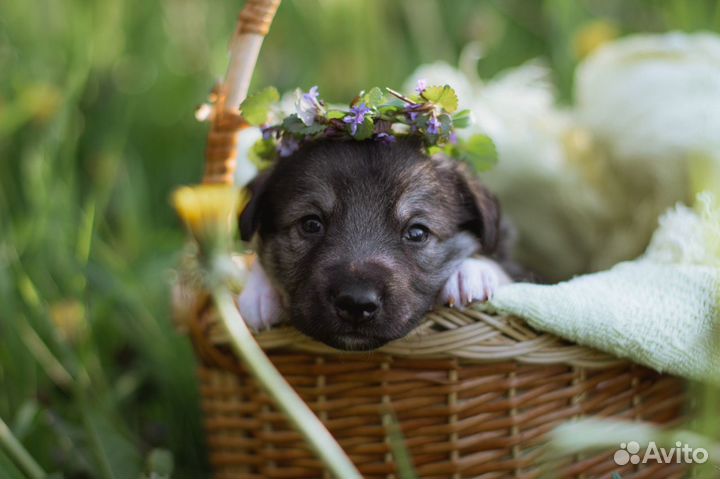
xmin=239 ymin=138 xmax=513 ymax=350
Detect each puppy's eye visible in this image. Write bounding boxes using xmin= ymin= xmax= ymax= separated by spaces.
xmin=404 ymin=224 xmax=429 ymax=243
xmin=300 ymin=215 xmax=324 ymax=235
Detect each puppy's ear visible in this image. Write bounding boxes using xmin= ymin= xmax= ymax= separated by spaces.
xmin=239 ymin=170 xmax=271 ymax=242
xmin=453 ymin=162 xmax=501 ymax=254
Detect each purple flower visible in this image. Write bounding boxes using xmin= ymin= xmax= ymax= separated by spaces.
xmin=415 ymin=79 xmax=427 ymax=94
xmin=449 ymin=131 xmax=458 ymax=144
xmin=427 ymin=116 xmax=441 ymax=135
xmin=261 ymin=127 xmax=274 ymax=141
xmin=303 ymin=85 xmax=320 ymax=104
xmin=343 ymin=103 xmax=371 ymax=135
xmin=375 ymin=132 xmax=396 ymax=144
xmin=296 ymin=86 xmax=322 ymax=126
xmin=278 ymin=136 xmax=299 ymax=157
xmin=405 ymin=103 xmax=422 ymax=122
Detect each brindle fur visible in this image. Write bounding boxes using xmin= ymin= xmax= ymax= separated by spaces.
xmin=241 ymin=138 xmax=509 ymax=350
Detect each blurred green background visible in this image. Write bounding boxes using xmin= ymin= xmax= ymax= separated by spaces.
xmin=1 ymin=0 xmax=719 ymax=477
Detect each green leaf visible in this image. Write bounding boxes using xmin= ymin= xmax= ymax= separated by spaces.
xmin=415 ymin=115 xmax=429 ymax=130
xmin=281 ymin=114 xmax=306 ymax=133
xmin=363 ymin=87 xmax=385 ymax=108
xmin=377 ymin=104 xmax=403 ymax=120
xmin=426 ymin=145 xmax=444 ymax=156
xmin=385 ymin=411 xmax=417 ymax=479
xmin=460 ymin=134 xmax=498 ymax=172
xmin=12 ymin=400 xmax=39 ymax=441
xmin=82 ymin=407 xmax=143 ymax=479
xmin=383 ymin=98 xmax=407 ymax=109
xmin=353 ymin=116 xmax=374 ymax=140
xmin=279 ymin=112 xmax=326 ymax=137
xmin=240 ymin=86 xmax=279 ymax=126
xmin=452 ymin=109 xmax=472 ymax=129
xmin=438 ymin=114 xmax=453 ymax=134
xmin=298 ymin=122 xmax=326 ymax=135
xmin=422 ymin=85 xmax=458 ymax=113
xmin=249 ymin=138 xmax=276 ymax=171
xmin=0 ymin=452 xmax=24 ymax=479
xmin=327 ymin=110 xmax=345 ymax=120
xmin=282 ymin=113 xmax=327 ymax=135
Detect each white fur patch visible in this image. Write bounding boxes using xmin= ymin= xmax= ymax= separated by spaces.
xmin=237 ymin=260 xmax=283 ymax=330
xmin=438 ymin=257 xmax=512 ymax=308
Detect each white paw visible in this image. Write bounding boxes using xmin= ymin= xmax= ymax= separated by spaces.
xmin=237 ymin=260 xmax=283 ymax=331
xmin=438 ymin=257 xmax=511 ymax=308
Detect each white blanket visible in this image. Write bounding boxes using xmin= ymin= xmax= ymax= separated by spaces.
xmin=489 ymin=194 xmax=720 ymax=383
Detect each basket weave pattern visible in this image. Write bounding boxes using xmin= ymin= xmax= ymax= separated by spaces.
xmin=189 ymin=302 xmax=688 ymax=479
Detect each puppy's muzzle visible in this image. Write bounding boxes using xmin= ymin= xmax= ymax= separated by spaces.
xmin=331 ymin=281 xmax=381 ymax=326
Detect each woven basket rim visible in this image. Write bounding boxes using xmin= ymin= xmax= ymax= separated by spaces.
xmin=192 ymin=297 xmax=624 ymax=368
xmin=171 ymin=254 xmax=625 ymax=369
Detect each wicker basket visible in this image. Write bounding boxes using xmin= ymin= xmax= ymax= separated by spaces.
xmin=183 ymin=294 xmax=688 ymax=479
xmin=180 ymin=1 xmax=690 ymax=477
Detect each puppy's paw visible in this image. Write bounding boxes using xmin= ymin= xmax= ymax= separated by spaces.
xmin=238 ymin=260 xmax=283 ymax=331
xmin=438 ymin=257 xmax=511 ymax=308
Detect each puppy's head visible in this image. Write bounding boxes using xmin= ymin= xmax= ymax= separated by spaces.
xmin=241 ymin=138 xmax=500 ymax=350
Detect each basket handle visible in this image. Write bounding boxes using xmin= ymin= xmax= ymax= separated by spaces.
xmin=203 ymin=0 xmax=281 ymax=184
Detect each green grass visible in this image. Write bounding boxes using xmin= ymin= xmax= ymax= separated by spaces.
xmin=1 ymin=0 xmax=718 ymax=476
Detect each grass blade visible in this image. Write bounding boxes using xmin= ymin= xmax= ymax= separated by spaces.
xmin=0 ymin=415 xmax=46 ymax=479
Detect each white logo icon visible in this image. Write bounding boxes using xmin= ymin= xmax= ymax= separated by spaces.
xmin=613 ymin=441 xmax=708 ymax=465
xmin=614 ymin=441 xmax=641 ymax=465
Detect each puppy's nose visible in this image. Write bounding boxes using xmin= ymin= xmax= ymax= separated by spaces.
xmin=333 ymin=285 xmax=380 ymax=325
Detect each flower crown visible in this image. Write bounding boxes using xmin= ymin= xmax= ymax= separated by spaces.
xmin=240 ymin=81 xmax=498 ymax=172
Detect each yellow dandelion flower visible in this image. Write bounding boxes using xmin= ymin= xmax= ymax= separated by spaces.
xmin=172 ymin=184 xmax=250 ymax=247
xmin=22 ymin=84 xmax=62 ymax=123
xmin=50 ymin=300 xmax=86 ymax=344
